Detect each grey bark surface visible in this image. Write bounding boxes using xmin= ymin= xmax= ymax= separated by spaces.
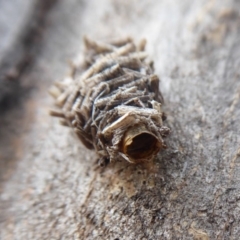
xmin=0 ymin=0 xmax=240 ymax=239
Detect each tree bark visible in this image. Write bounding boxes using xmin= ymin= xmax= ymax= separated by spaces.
xmin=1 ymin=0 xmax=240 ymax=239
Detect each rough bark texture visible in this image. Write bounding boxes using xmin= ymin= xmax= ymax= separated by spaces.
xmin=0 ymin=0 xmax=240 ymax=239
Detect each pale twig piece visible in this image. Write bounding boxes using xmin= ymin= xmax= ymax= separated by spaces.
xmin=84 ymin=36 xmax=115 ymax=53
xmin=108 ymin=36 xmax=133 ymax=47
xmin=48 ymin=86 xmax=62 ymax=99
xmin=138 ymin=38 xmax=147 ymax=51
xmin=49 ymin=109 xmax=65 ymax=118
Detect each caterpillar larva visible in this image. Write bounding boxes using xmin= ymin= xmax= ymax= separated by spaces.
xmin=49 ymin=36 xmax=170 ymax=164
